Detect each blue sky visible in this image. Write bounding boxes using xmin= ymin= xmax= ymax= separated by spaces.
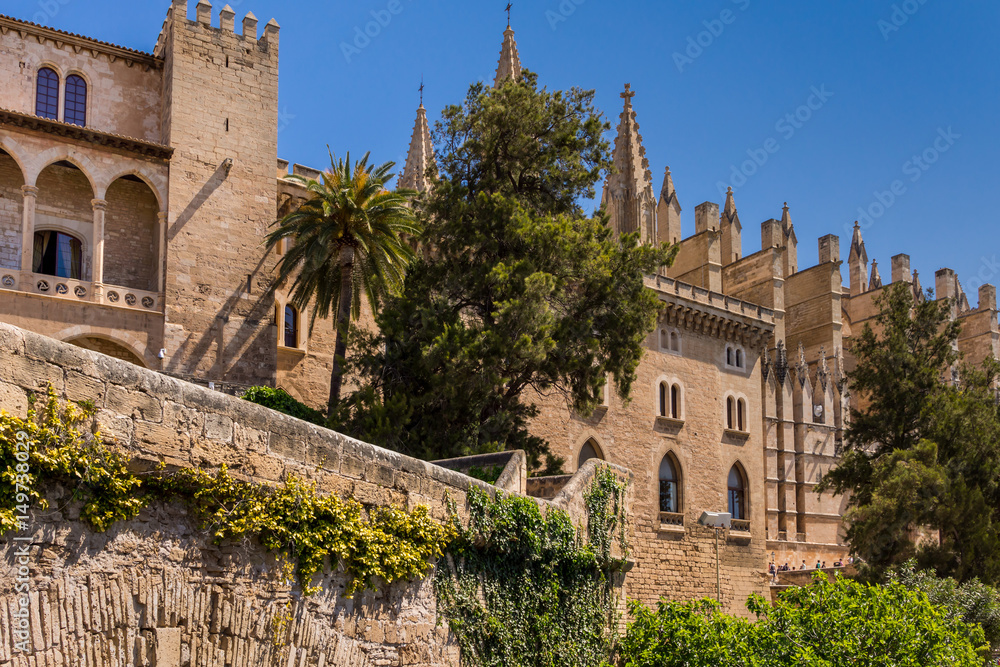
xmin=12 ymin=0 xmax=1000 ymax=298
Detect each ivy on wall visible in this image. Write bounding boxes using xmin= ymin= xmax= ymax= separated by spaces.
xmin=0 ymin=387 xmax=453 ymax=595
xmin=434 ymin=468 xmax=630 ymax=667
xmin=1 ymin=387 xmax=631 ymax=664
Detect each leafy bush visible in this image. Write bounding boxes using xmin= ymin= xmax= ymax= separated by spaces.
xmin=620 ymin=573 xmax=988 ymax=667
xmin=241 ymin=386 xmax=325 ymax=426
xmin=887 ymin=560 xmax=1000 ymax=650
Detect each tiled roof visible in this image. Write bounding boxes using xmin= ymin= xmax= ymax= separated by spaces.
xmin=0 ymin=14 xmax=161 ymax=66
xmin=0 ymin=107 xmax=173 ymax=160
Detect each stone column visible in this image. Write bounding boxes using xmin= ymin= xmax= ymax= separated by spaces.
xmin=19 ymin=185 xmax=39 ymax=278
xmin=157 ymin=211 xmax=168 ymax=294
xmin=91 ymin=199 xmax=108 ymax=302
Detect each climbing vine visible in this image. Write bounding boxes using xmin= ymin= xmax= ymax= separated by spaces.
xmin=0 ymin=387 xmax=454 ymax=595
xmin=434 ymin=467 xmax=630 ymax=667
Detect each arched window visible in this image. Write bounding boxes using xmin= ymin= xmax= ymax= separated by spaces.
xmin=283 ymin=305 xmax=298 ymax=348
xmin=659 ymin=329 xmax=668 ymax=349
xmin=737 ymin=398 xmax=746 ymax=431
xmin=735 ymin=348 xmax=743 ymax=368
xmin=658 ymin=382 xmax=668 ymax=417
xmin=669 ymin=331 xmax=680 ymax=352
xmin=33 ymin=231 xmax=82 ymax=279
xmin=64 ymin=74 xmax=87 ymax=126
xmin=726 ymin=346 xmax=734 ymax=366
xmin=728 ymin=464 xmax=748 ymax=520
xmin=670 ymin=384 xmax=680 ymax=419
xmin=659 ymin=453 xmax=681 ymax=513
xmin=36 ymin=68 xmax=59 ymax=120
xmin=578 ymin=438 xmax=603 ymax=468
xmin=726 ymin=396 xmax=735 ymax=429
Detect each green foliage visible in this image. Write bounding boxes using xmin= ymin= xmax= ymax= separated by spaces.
xmin=464 ymin=464 xmax=505 ymax=485
xmin=0 ymin=386 xmax=144 ymax=532
xmin=265 ymin=150 xmax=420 ymax=413
xmin=819 ymin=282 xmax=1000 ymax=583
xmin=0 ymin=387 xmax=454 ymax=597
xmin=620 ymin=573 xmax=988 ymax=667
xmin=241 ymin=386 xmax=326 ymax=426
xmin=336 ymin=73 xmax=677 ymax=471
xmin=156 ymin=466 xmax=454 ymax=595
xmin=434 ymin=466 xmax=629 ymax=667
xmin=887 ymin=560 xmax=1000 ymax=650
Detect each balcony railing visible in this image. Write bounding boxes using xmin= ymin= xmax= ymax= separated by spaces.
xmin=730 ymin=519 xmax=751 ymax=533
xmin=659 ymin=512 xmax=685 ymax=528
xmin=0 ymin=271 xmax=163 ymax=314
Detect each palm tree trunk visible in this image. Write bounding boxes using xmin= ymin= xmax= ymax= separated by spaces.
xmin=328 ymin=245 xmax=355 ymax=415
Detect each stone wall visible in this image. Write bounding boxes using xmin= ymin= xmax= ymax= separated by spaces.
xmin=0 ymin=16 xmax=164 ymax=143
xmin=0 ymin=322 xmax=629 ymax=667
xmin=0 ymin=151 xmax=23 ymax=271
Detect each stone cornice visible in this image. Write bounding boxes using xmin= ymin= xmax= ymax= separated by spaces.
xmin=0 ymin=108 xmax=173 ymax=161
xmin=649 ymin=274 xmax=775 ymax=349
xmin=0 ymin=14 xmax=162 ymax=69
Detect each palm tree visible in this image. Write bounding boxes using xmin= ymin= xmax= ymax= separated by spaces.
xmin=266 ymin=151 xmax=419 ymax=415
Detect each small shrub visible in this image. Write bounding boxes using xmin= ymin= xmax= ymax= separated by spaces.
xmin=241 ymin=386 xmax=325 ymax=426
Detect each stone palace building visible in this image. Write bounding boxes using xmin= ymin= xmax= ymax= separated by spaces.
xmin=0 ymin=1 xmax=996 ymax=611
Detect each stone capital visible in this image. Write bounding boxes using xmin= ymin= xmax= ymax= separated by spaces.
xmin=91 ymin=199 xmax=108 ymax=211
xmin=157 ymin=211 xmax=169 ymax=224
xmin=21 ymin=185 xmax=39 ymax=198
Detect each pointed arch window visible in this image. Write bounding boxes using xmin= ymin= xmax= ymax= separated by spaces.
xmin=726 ymin=396 xmax=735 ymax=430
xmin=36 ymin=68 xmax=59 ymax=120
xmin=728 ymin=464 xmax=747 ymax=520
xmin=659 ymin=453 xmax=681 ymax=513
xmin=669 ymin=331 xmax=680 ymax=352
xmin=658 ymin=382 xmax=668 ymax=417
xmin=283 ymin=305 xmax=299 ymax=348
xmin=578 ymin=438 xmax=603 ymax=469
xmin=64 ymin=74 xmax=87 ymax=126
xmin=737 ymin=398 xmax=746 ymax=431
xmin=670 ymin=384 xmax=680 ymax=419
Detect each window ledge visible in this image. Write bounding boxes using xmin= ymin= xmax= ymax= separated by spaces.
xmin=658 ymin=512 xmax=685 ymax=534
xmin=655 ymin=416 xmax=685 ymax=428
xmin=277 ymin=345 xmax=306 ymax=357
xmin=724 ymin=429 xmax=750 ymax=440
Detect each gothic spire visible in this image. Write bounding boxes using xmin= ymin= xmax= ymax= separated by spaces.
xmin=602 ymin=84 xmax=656 ymax=243
xmin=721 ymin=187 xmax=742 ymax=265
xmin=848 ymin=222 xmax=868 ymax=266
xmin=781 ymin=202 xmax=797 ymax=244
xmin=657 ymin=166 xmax=682 ymax=245
xmin=397 ymin=94 xmax=435 ymax=193
xmin=494 ymin=18 xmax=522 ymax=87
xmin=870 ymin=259 xmax=883 ymax=290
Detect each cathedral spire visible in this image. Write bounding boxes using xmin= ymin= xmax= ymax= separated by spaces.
xmin=780 ymin=202 xmax=798 ymax=276
xmin=870 ymin=259 xmax=883 ymax=290
xmin=721 ymin=187 xmax=742 ymax=266
xmin=848 ymin=222 xmax=869 ymax=296
xmin=656 ymin=167 xmax=682 ymax=245
xmin=397 ymin=89 xmax=435 ymax=194
xmin=494 ymin=12 xmax=522 ymax=87
xmin=602 ymin=84 xmax=656 ymax=243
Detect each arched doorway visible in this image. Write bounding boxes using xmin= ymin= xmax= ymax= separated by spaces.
xmin=578 ymin=437 xmax=604 ymax=469
xmin=34 ymin=161 xmax=95 ymax=280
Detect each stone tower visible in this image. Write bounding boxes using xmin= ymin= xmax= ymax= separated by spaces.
xmin=494 ymin=21 xmax=522 ymax=86
xmin=156 ymin=0 xmax=281 ymax=384
xmin=656 ymin=167 xmax=682 ymax=245
xmin=397 ymin=95 xmax=435 ymax=193
xmin=602 ymin=84 xmax=656 ymax=244
xmin=721 ymin=187 xmax=742 ymax=266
